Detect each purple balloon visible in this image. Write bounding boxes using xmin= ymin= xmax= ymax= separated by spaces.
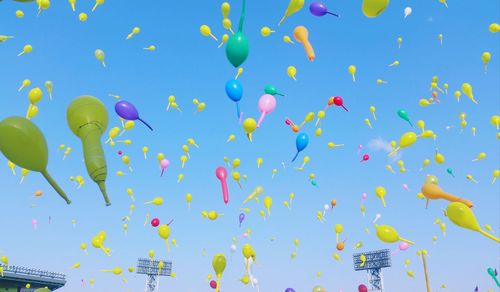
xmin=310 ymin=2 xmax=328 ymax=16
xmin=309 ymin=2 xmax=339 ymax=17
xmin=114 ymin=100 xmax=153 ymax=131
xmin=285 ymin=289 xmax=296 ymax=292
xmin=239 ymin=213 xmax=245 ymax=227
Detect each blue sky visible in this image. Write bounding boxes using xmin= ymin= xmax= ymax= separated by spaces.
xmin=0 ymin=0 xmax=499 ymax=291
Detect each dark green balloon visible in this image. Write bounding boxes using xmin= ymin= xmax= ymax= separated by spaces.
xmin=226 ymin=32 xmax=249 ymax=68
xmin=0 ymin=116 xmax=71 ymax=204
xmin=264 ymin=85 xmax=285 ymax=96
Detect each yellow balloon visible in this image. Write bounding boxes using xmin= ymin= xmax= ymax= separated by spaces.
xmin=389 ymin=132 xmax=417 ymax=156
xmin=435 ymin=152 xmax=445 ymax=164
xmin=446 ymin=202 xmax=499 ymax=242
xmin=488 ymin=23 xmax=500 ymax=33
xmin=348 ymin=65 xmax=357 ymax=82
xmin=263 ymin=196 xmax=273 ymax=215
xmin=376 ymin=224 xmax=414 ymax=244
xmin=287 ymin=66 xmax=297 ymax=80
xmin=242 ymin=118 xmax=257 ymax=141
xmin=461 ymin=83 xmax=477 ymax=104
xmin=375 ymin=186 xmax=387 ymax=207
xmin=278 ymin=0 xmax=305 ymax=26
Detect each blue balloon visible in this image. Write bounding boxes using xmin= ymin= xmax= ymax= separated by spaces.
xmin=292 ymin=133 xmax=309 ymax=162
xmin=225 ymin=79 xmax=243 ymax=102
xmin=285 ymin=289 xmax=296 ymax=292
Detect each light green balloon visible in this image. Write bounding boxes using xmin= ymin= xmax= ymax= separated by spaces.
xmin=425 ymin=175 xmax=439 ymax=185
xmin=212 ymin=253 xmax=227 ymax=276
xmin=362 ymin=0 xmax=390 ymax=18
xmin=0 ymin=117 xmax=70 ymax=204
xmin=67 ymin=95 xmax=110 ymax=206
xmin=312 ymin=286 xmax=326 ymax=292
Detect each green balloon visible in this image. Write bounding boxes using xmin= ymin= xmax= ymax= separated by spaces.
xmin=212 ymin=253 xmax=227 ymax=276
xmin=67 ymin=95 xmax=110 ymax=206
xmin=425 ymin=175 xmax=439 ymax=185
xmin=225 ymin=0 xmax=249 ymax=67
xmin=0 ymin=116 xmax=71 ymax=204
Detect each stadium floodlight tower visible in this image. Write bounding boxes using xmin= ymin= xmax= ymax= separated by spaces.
xmin=353 ymin=249 xmax=392 ymax=291
xmin=136 ymin=258 xmax=172 ymax=292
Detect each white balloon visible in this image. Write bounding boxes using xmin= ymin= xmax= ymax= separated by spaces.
xmin=404 ymin=6 xmax=412 ymax=18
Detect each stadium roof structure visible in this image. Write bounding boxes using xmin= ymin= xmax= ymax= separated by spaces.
xmin=0 ymin=264 xmax=66 ymax=291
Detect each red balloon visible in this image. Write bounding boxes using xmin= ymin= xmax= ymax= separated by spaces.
xmin=358 ymin=284 xmax=368 ymax=292
xmin=118 ymin=150 xmax=123 ymax=155
xmin=362 ymin=154 xmax=370 ymax=162
xmin=151 ymin=218 xmax=160 ymax=227
xmin=333 ymin=96 xmax=349 ymax=111
xmin=209 ymin=280 xmax=217 ymax=289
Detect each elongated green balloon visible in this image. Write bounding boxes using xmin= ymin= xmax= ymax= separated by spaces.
xmin=0 ymin=116 xmax=71 ymax=204
xmin=67 ymin=96 xmax=110 ymax=206
xmin=226 ymin=0 xmax=249 ymax=67
xmin=212 ymin=253 xmax=227 ymax=276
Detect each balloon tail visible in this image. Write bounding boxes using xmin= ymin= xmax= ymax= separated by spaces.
xmin=138 ymin=118 xmax=153 ymax=131
xmin=342 ymin=105 xmax=349 ymax=112
xmin=278 ymin=15 xmax=286 ymax=26
xmin=257 ymin=112 xmax=266 ymax=128
xmin=327 ymin=12 xmax=339 ymax=17
xmin=399 ymin=238 xmax=415 ymax=245
xmin=478 ymin=229 xmax=500 ymax=243
xmin=98 ymin=181 xmax=111 ymax=206
xmin=238 ymin=0 xmax=246 ymax=32
xmin=291 ymin=151 xmax=299 ymax=162
xmin=41 ymin=170 xmax=71 ymax=204
xmin=236 ymin=102 xmax=241 ymax=120
xmin=388 ymin=147 xmax=400 ymax=157
xmin=160 ymin=169 xmax=165 ymax=177
xmin=407 ymin=120 xmax=413 ymax=127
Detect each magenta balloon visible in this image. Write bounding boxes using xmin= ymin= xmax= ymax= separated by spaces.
xmin=215 ymin=166 xmax=229 ymax=204
xmin=209 ymin=280 xmax=217 ymax=289
xmin=358 ymin=284 xmax=368 ymax=292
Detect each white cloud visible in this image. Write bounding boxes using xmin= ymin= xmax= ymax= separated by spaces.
xmin=368 ymin=137 xmax=403 ymax=162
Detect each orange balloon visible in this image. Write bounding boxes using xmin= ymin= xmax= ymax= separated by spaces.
xmin=292 ymin=125 xmax=299 ymax=132
xmin=327 ymin=96 xmax=335 ymax=106
xmin=432 ymin=91 xmax=438 ymax=98
xmin=34 ymin=190 xmax=43 ymax=197
xmin=293 ymin=26 xmax=315 ymax=61
xmin=336 ymin=240 xmax=345 ymax=251
xmin=331 ymin=199 xmax=337 ymax=207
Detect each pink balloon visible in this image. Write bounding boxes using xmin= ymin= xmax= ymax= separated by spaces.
xmin=399 ymin=241 xmax=410 ymax=251
xmin=358 ymin=284 xmax=368 ymax=292
xmin=362 ymin=192 xmax=367 ymax=199
xmin=257 ymin=94 xmax=276 ymax=127
xmin=216 ymin=166 xmax=229 ymax=204
xmin=209 ymin=280 xmax=217 ymax=289
xmin=160 ymin=159 xmax=170 ymax=176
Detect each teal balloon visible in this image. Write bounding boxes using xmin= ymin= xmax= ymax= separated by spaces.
xmin=226 ymin=32 xmax=249 ymax=68
xmin=264 ymin=85 xmax=285 ymax=96
xmin=397 ymin=109 xmax=413 ymax=126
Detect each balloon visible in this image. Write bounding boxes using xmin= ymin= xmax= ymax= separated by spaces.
xmin=263 ymin=196 xmax=273 ymax=215
xmin=0 ymin=117 xmax=70 ymax=204
xmin=285 ymin=289 xmax=296 ymax=292
xmin=376 ymin=224 xmax=414 ymax=244
xmin=215 ymin=166 xmax=229 ymax=204
xmin=210 ymin=280 xmax=217 ymax=289
xmin=17 ymin=44 xmax=32 ymax=57
xmin=114 ymin=101 xmax=153 ymax=131
xmin=239 ymin=213 xmax=245 ymax=227
xmin=287 ymin=66 xmax=297 ymax=80
xmin=92 ymin=0 xmax=104 ymax=12
xmin=126 ymin=26 xmax=140 ymax=40
xmin=361 ymin=154 xmax=370 ymax=162
xmin=278 ymin=0 xmax=305 ymax=26
xmin=212 ymin=253 xmax=227 ymax=292
xmin=310 ymin=2 xmax=339 ymax=17
xmin=94 ymin=49 xmax=105 ymax=66
xmin=225 ymin=79 xmax=243 ymax=118
xmin=446 ymin=202 xmax=499 ymax=242
xmin=375 ymin=186 xmax=387 ymax=207
xmin=293 ymin=26 xmax=315 ymax=61
xmin=481 ymin=52 xmax=491 ymax=73
xmin=67 ymin=96 xmax=110 ymax=206
xmin=260 ymin=26 xmax=275 ymax=37
xmin=388 ymin=132 xmax=417 ymax=157
xmin=358 ymin=284 xmax=368 ymax=292
xmin=242 ymin=118 xmax=257 ymax=141
xmin=225 ymin=0 xmax=248 ymax=67
xmin=404 ymin=6 xmax=412 ymax=18
xmin=312 ymin=286 xmax=326 ymax=292
xmin=151 ymin=218 xmax=160 ymax=227
xmin=292 ymin=133 xmax=309 ymax=162
xmin=243 ymin=186 xmax=264 ymax=203
xmin=489 ymin=23 xmax=500 ymax=33
xmin=257 ymin=94 xmax=277 ymax=127
xmin=330 ymin=96 xmax=349 ymax=111
xmin=158 ymin=224 xmax=171 ymax=251
xmin=362 ymin=0 xmax=389 ymax=18
xmin=461 ymin=83 xmax=478 ymax=104
xmin=397 ymin=109 xmax=413 ymax=126
xmin=160 ymin=159 xmax=169 ymax=176
xmin=264 ymin=85 xmax=285 ymax=96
